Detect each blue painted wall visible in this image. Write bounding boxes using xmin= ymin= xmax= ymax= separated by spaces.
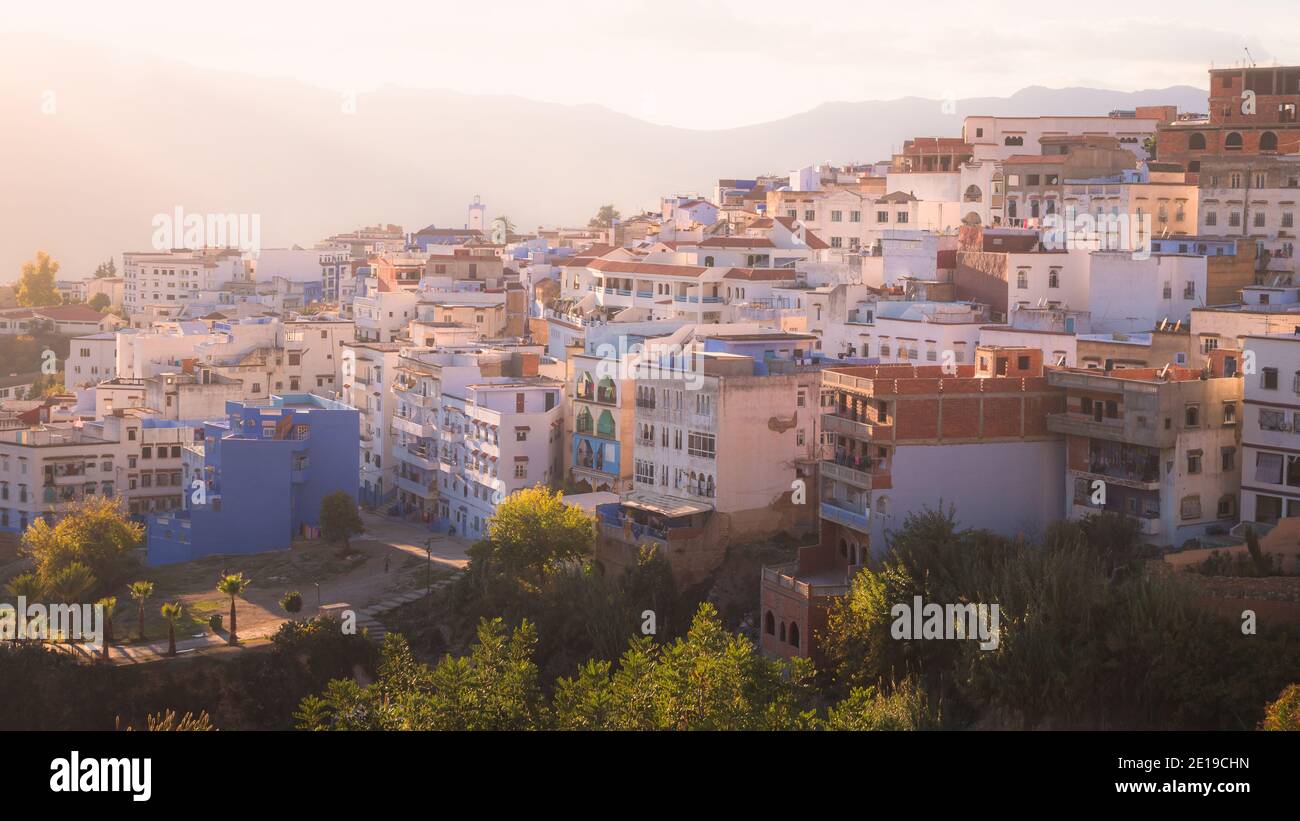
xmin=146 ymin=394 xmax=360 ymax=565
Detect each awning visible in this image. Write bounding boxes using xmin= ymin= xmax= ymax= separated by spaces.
xmin=620 ymin=491 xmax=712 ymax=518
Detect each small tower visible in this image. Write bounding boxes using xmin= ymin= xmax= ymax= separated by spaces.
xmin=468 ymin=195 xmax=486 ymax=232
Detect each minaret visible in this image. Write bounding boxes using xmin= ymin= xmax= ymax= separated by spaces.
xmin=468 ymin=195 xmax=486 ymax=232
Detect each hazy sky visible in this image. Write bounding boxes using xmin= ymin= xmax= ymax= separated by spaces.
xmin=2 ymin=1 xmax=1295 ymax=128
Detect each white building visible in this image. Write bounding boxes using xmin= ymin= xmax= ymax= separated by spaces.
xmin=1240 ymin=333 xmax=1300 ymax=527
xmin=122 ymin=249 xmax=244 ymax=316
xmin=64 ymin=332 xmax=119 ymax=391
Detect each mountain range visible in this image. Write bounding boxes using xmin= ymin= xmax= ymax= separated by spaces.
xmin=0 ymin=34 xmax=1209 ymax=279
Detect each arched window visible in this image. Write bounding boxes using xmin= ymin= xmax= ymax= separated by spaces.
xmin=839 ymin=537 xmax=848 ymax=557
xmin=1225 ymin=132 xmax=1243 ymax=151
xmin=576 ymin=407 xmax=593 ymax=433
xmin=764 ymin=611 xmax=776 ymax=635
xmin=1188 ymin=132 xmax=1206 ymax=150
xmin=788 ymin=622 xmax=800 ymax=648
xmin=1007 ymin=199 xmax=1017 ymax=219
xmin=779 ymin=622 xmax=786 ymax=642
xmin=963 ymin=184 xmax=982 ymax=202
xmin=1261 ymin=131 xmax=1278 ymax=152
xmin=596 ymin=409 xmax=615 ymax=438
xmin=596 ymin=375 xmax=616 ymax=404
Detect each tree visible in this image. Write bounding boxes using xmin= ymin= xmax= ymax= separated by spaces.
xmin=27 ymin=372 xmax=65 ymax=399
xmin=21 ymin=496 xmax=143 ymax=592
xmin=92 ymin=258 xmax=117 ymax=279
xmin=280 ymin=591 xmax=304 ymax=615
xmin=15 ymin=251 xmax=61 ymax=307
xmin=87 ymin=293 xmax=111 ymax=312
xmin=160 ymin=602 xmax=184 ymax=656
xmin=587 ymin=205 xmax=621 ymax=230
xmin=1245 ymin=525 xmax=1272 ymax=576
xmin=44 ymin=562 xmax=97 ymax=605
xmin=296 ymin=621 xmax=547 ymax=730
xmin=824 ymin=680 xmax=935 ymax=730
xmin=467 ymin=485 xmax=594 ymax=590
xmin=1262 ymin=683 xmax=1300 ymax=730
xmin=96 ymin=596 xmax=117 ymax=661
xmin=216 ymin=573 xmax=250 ymax=645
xmin=128 ymin=581 xmax=154 ymax=641
xmin=1142 ymin=135 xmax=1158 ymax=161
xmin=5 ymin=571 xmax=43 ymax=600
xmin=319 ymin=492 xmax=364 ymax=549
xmin=551 ymin=602 xmax=817 ymax=730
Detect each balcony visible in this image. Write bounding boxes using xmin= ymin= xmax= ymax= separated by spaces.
xmin=395 ymin=445 xmax=439 ymax=471
xmin=1046 ymin=412 xmax=1126 ymax=440
xmin=822 ymin=412 xmax=892 ymax=441
xmin=821 ymin=498 xmax=871 ymax=534
xmin=396 ymin=474 xmax=438 ymax=499
xmin=761 ymin=562 xmax=849 ymax=599
xmin=822 ymin=457 xmax=888 ymax=490
xmin=392 ymin=415 xmax=436 ymax=438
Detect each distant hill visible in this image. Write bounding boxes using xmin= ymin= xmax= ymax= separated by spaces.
xmin=0 ymin=35 xmax=1209 ymax=278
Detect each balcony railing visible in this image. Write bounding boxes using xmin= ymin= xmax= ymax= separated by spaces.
xmin=821 ymin=499 xmax=871 ymax=533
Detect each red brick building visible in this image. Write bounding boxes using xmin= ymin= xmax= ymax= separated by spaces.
xmin=759 ymin=347 xmax=1066 ymax=664
xmin=1158 ymin=66 xmax=1300 ymax=177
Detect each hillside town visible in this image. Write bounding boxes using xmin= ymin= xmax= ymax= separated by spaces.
xmin=3 ymin=62 xmax=1300 ymax=740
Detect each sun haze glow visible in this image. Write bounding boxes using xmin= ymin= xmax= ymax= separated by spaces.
xmin=2 ymin=0 xmax=1294 ymax=128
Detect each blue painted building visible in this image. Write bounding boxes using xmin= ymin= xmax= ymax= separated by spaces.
xmin=146 ymin=394 xmax=360 ymax=565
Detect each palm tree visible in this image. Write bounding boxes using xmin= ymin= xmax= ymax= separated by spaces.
xmin=45 ymin=562 xmax=97 ymax=606
xmin=128 ymin=581 xmax=155 ymax=641
xmin=160 ymin=602 xmax=184 ymax=656
xmin=5 ymin=571 xmax=43 ymax=600
xmin=96 ymin=596 xmax=118 ymax=661
xmin=216 ymin=573 xmax=250 ymax=645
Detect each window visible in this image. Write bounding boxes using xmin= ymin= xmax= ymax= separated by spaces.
xmin=1016 ymin=269 xmax=1029 ymax=289
xmin=1256 ymin=451 xmax=1285 ymax=484
xmin=687 ymin=432 xmax=716 ymax=459
xmin=1222 ymin=447 xmax=1236 ymax=471
xmin=1185 ymin=404 xmax=1199 ymax=427
xmin=830 ymin=210 xmax=843 ymax=222
xmin=1048 ymin=268 xmax=1060 ymax=288
xmin=1187 ymin=451 xmax=1202 ymax=475
xmin=514 ymin=463 xmax=526 ymax=478
xmin=1179 ymin=495 xmax=1202 ymax=520
xmin=1188 ymin=132 xmax=1206 ymax=150
xmin=1223 ymin=402 xmax=1237 ymax=425
xmin=1260 ymin=408 xmax=1287 ymax=431
xmin=1261 ymin=131 xmax=1279 ymax=152
xmin=1262 ymin=367 xmax=1279 ymax=390
xmin=1217 ymin=495 xmax=1236 ymax=519
xmin=1225 ymin=132 xmax=1243 ymax=151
